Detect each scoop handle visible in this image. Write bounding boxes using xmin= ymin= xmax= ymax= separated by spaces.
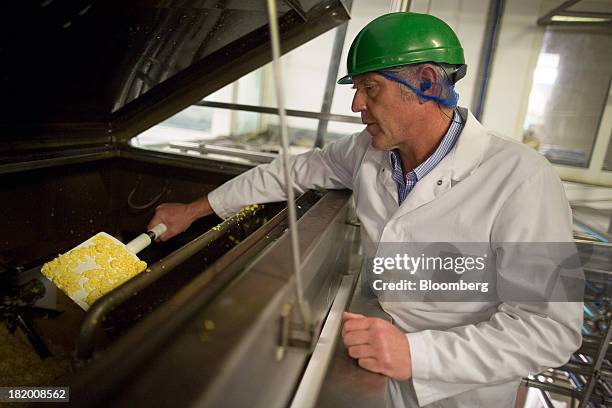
xmin=125 ymin=224 xmax=167 ymax=254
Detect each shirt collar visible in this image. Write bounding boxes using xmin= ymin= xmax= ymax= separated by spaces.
xmin=388 ymin=108 xmax=463 ymax=181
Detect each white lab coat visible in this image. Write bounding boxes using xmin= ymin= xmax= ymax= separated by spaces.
xmin=208 ymin=108 xmax=583 ymax=407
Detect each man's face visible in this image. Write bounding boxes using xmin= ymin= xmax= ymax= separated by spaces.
xmin=351 ymin=72 xmax=418 ymax=151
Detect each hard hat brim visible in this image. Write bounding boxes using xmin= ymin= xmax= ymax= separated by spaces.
xmin=337 ymin=75 xmax=352 ymax=85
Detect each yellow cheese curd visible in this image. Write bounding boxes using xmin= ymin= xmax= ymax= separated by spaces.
xmin=236 ymin=204 xmax=260 ymax=221
xmin=42 ymin=235 xmax=147 ymax=307
xmin=210 ymin=204 xmax=261 ymax=232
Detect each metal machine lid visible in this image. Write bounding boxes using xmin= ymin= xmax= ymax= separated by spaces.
xmin=0 ymin=0 xmax=349 ymax=154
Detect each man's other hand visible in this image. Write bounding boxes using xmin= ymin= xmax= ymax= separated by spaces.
xmin=341 ymin=312 xmax=412 ymax=380
xmin=147 ymin=196 xmax=213 ymax=241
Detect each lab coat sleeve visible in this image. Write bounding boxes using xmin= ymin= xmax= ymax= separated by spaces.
xmin=408 ymin=165 xmax=583 ymax=406
xmin=208 ymin=130 xmax=370 ymax=219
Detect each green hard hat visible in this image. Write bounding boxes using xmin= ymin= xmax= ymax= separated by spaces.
xmin=338 ymin=12 xmax=465 ymax=84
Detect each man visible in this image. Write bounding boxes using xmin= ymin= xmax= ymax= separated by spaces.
xmin=149 ymin=12 xmax=582 ymax=407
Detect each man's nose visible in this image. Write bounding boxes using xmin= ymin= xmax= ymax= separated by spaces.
xmin=351 ymin=90 xmax=366 ymax=113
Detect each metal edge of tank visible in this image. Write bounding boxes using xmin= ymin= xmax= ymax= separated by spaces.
xmin=69 ymin=190 xmax=354 ymax=407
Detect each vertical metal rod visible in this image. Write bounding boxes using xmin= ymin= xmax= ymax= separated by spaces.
xmin=265 ymin=0 xmax=311 ymax=330
xmin=399 ymin=0 xmax=412 ymax=12
xmin=230 ymin=80 xmax=240 ymax=135
xmin=314 ymin=0 xmax=353 ymax=148
xmin=472 ymin=0 xmax=505 ymax=121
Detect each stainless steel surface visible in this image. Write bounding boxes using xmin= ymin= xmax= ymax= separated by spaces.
xmin=168 ymin=142 xmax=278 ymax=164
xmin=1 ymin=1 xmax=350 ymax=154
xmin=315 ymin=273 xmax=392 ymax=408
xmin=70 ymin=190 xmax=355 ymax=408
xmin=0 ymin=148 xmax=116 ymax=175
xmin=1 ymin=153 xmax=248 ymax=394
xmin=3 ymin=1 xmax=361 ymax=406
xmin=76 ymin=202 xmax=272 ymax=360
xmin=120 ymin=146 xmax=253 ymax=176
xmin=290 ymin=275 xmax=356 ymax=408
xmin=197 ymin=100 xmax=363 ymax=124
xmin=0 ymin=141 xmax=258 ymax=177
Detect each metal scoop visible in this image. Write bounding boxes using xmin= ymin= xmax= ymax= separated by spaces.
xmin=41 ymin=224 xmax=166 ymax=310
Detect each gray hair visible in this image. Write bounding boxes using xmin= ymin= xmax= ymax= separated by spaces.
xmin=384 ymin=63 xmax=457 ymax=104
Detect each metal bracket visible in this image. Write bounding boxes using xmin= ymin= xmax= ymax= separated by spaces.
xmin=277 ymin=302 xmax=316 ymax=361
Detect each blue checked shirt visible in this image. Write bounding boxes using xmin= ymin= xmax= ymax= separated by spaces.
xmin=389 ymin=109 xmax=465 ymax=205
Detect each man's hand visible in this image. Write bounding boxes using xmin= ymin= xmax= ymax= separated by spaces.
xmin=147 ymin=196 xmax=213 ymax=241
xmin=341 ymin=312 xmax=412 ymax=380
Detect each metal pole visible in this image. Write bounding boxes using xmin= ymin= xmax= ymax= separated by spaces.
xmin=265 ymin=0 xmax=311 ymax=330
xmin=472 ymin=0 xmax=505 ymax=121
xmin=197 ymin=100 xmax=362 ymax=124
xmin=314 ymin=0 xmax=353 ymax=148
xmin=399 ymin=0 xmax=412 ymax=12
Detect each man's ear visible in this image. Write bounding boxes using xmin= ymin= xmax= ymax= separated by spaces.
xmin=417 ymin=65 xmax=439 ymax=97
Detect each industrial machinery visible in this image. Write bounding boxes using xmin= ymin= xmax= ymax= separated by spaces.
xmin=0 ymin=1 xmax=389 ymax=407
xmin=521 ymin=220 xmax=612 ymax=408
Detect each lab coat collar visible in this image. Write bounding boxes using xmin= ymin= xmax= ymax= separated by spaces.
xmin=390 ymin=107 xmax=488 ymax=219
xmin=449 ymin=107 xmax=488 ymax=182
